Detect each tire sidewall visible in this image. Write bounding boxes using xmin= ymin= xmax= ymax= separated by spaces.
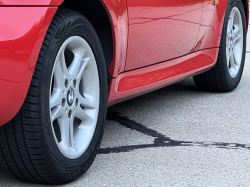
xmin=39 ymin=13 xmax=108 ymax=180
xmin=223 ymin=0 xmax=246 ymax=89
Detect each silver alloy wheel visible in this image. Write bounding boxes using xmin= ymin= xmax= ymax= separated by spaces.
xmin=226 ymin=7 xmax=244 ymax=78
xmin=49 ymin=36 xmax=100 ymax=159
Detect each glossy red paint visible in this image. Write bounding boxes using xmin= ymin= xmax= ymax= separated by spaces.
xmin=194 ymin=0 xmax=249 ymax=51
xmin=125 ymin=0 xmax=203 ymax=71
xmin=0 ymin=0 xmax=63 ymax=6
xmin=102 ymin=0 xmax=128 ymax=78
xmin=193 ymin=0 xmax=228 ymax=51
xmin=0 ymin=7 xmax=57 ymax=125
xmin=108 ymin=48 xmax=219 ymax=106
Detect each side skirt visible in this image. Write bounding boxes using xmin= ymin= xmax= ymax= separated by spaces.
xmin=108 ymin=48 xmax=219 ymax=106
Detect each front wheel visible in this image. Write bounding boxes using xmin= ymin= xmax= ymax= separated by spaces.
xmin=193 ymin=0 xmax=246 ymax=92
xmin=0 ymin=9 xmax=108 ymax=184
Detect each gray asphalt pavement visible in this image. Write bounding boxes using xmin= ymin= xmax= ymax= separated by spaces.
xmin=1 ymin=21 xmax=250 ymax=187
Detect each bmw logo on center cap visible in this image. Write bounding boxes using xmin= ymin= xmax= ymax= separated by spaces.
xmin=67 ymin=88 xmax=74 ymax=106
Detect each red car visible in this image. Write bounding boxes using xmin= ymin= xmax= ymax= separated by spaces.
xmin=0 ymin=0 xmax=248 ymax=184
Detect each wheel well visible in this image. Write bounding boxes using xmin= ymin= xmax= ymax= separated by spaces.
xmin=60 ymin=0 xmax=113 ymax=81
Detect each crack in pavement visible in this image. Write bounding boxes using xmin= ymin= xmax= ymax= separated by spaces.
xmin=99 ymin=111 xmax=250 ymax=154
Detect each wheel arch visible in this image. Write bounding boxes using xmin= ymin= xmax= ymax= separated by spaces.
xmin=59 ymin=0 xmax=113 ymax=82
xmin=59 ymin=0 xmax=128 ymax=79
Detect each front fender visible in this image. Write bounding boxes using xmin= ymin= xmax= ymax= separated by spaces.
xmin=0 ymin=7 xmax=57 ymax=125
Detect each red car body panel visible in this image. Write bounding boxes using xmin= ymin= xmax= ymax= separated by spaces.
xmin=102 ymin=0 xmax=129 ymax=78
xmin=195 ymin=0 xmax=249 ymax=51
xmin=0 ymin=0 xmax=63 ymax=6
xmin=108 ymin=48 xmax=219 ymax=106
xmin=194 ymin=0 xmax=228 ymax=51
xmin=0 ymin=7 xmax=57 ymax=125
xmin=0 ymin=0 xmax=249 ymax=126
xmin=125 ymin=0 xmax=203 ymax=71
xmin=108 ymin=0 xmax=248 ymax=105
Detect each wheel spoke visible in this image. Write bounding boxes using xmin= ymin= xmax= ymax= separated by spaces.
xmin=233 ymin=25 xmax=241 ymax=35
xmin=229 ymin=66 xmax=238 ymax=78
xmin=75 ymin=106 xmax=93 ymax=122
xmin=68 ymin=50 xmax=86 ymax=76
xmin=69 ymin=122 xmax=75 ymax=150
xmin=228 ymin=51 xmax=238 ymax=77
xmin=227 ymin=10 xmax=235 ymax=35
xmin=230 ymin=52 xmax=236 ymax=67
xmin=51 ymin=106 xmax=64 ymax=122
xmin=58 ymin=49 xmax=70 ymax=77
xmin=58 ymin=118 xmax=75 ymax=150
xmin=50 ymin=89 xmax=62 ymax=109
xmin=78 ymin=94 xmax=96 ymax=109
xmin=230 ymin=9 xmax=236 ymax=26
xmin=77 ymin=58 xmax=91 ymax=81
xmin=233 ymin=34 xmax=242 ymax=45
xmin=54 ymin=60 xmax=65 ymax=88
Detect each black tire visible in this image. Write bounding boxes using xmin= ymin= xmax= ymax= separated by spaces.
xmin=0 ymin=9 xmax=108 ymax=184
xmin=193 ymin=0 xmax=246 ymax=92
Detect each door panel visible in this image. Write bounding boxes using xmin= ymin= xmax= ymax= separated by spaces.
xmin=125 ymin=0 xmax=203 ymax=71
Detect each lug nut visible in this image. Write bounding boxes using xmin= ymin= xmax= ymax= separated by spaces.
xmin=73 ymin=79 xmax=77 ymax=88
xmin=68 ymin=110 xmax=72 ymax=118
xmin=65 ymin=79 xmax=69 ymax=88
xmin=75 ymin=98 xmax=79 ymax=107
xmin=62 ymin=98 xmax=66 ymax=107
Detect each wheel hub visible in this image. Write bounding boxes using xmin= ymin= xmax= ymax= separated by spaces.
xmin=67 ymin=88 xmax=74 ymax=106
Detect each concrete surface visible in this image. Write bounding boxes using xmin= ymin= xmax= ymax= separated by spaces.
xmin=1 ymin=17 xmax=250 ymax=187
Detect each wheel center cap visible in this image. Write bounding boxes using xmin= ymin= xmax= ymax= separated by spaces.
xmin=67 ymin=88 xmax=74 ymax=106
